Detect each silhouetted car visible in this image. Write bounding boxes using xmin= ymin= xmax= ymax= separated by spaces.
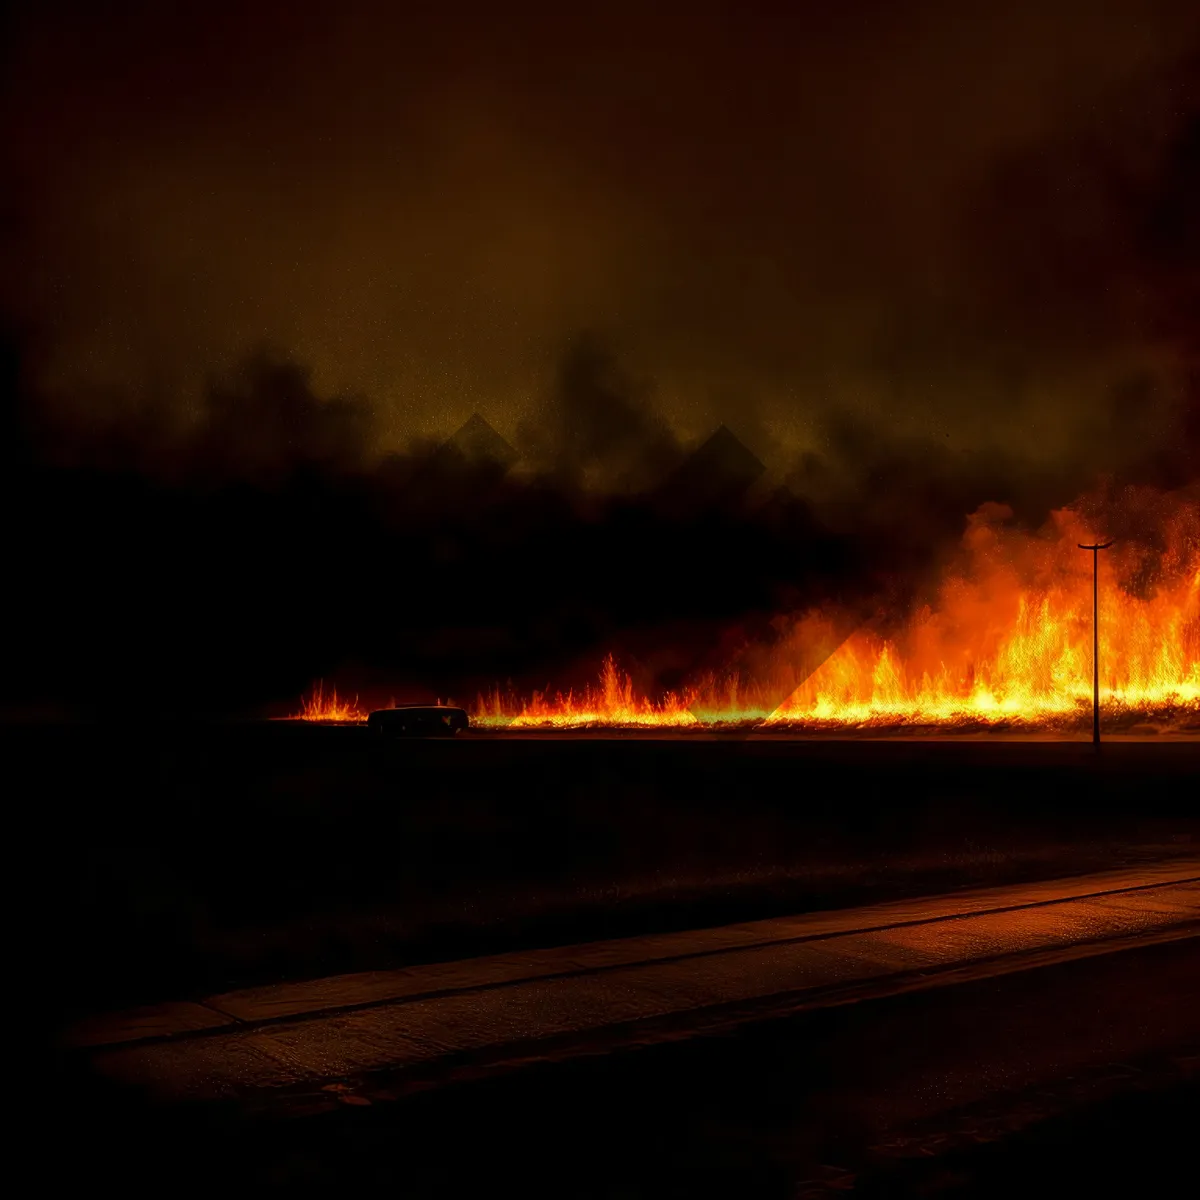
xmin=367 ymin=705 xmax=469 ymax=737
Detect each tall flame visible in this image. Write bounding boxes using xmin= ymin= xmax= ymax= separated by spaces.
xmin=295 ymin=681 xmax=366 ymax=723
xmin=474 ymin=488 xmax=1200 ymax=731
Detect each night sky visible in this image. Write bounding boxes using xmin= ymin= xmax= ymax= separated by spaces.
xmin=2 ymin=0 xmax=1198 ymax=715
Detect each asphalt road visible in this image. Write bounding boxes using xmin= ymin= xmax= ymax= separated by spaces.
xmin=52 ymin=890 xmax=1200 ymax=1198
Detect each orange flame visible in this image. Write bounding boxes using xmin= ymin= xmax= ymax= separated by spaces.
xmin=474 ymin=489 xmax=1200 ymax=732
xmin=295 ymin=681 xmax=366 ymax=723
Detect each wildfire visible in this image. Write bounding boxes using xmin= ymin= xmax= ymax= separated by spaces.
xmin=291 ymin=486 xmax=1199 ymax=733
xmin=294 ymin=681 xmax=367 ymax=723
xmin=474 ymin=488 xmax=1200 ymax=732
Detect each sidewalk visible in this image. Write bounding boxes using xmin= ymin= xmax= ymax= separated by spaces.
xmin=68 ymin=858 xmax=1200 ymax=1114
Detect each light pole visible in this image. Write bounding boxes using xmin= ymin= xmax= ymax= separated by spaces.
xmin=1077 ymin=541 xmax=1113 ymax=746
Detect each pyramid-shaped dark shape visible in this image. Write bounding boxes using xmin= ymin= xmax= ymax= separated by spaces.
xmin=688 ymin=425 xmax=765 ymax=483
xmin=443 ymin=413 xmax=518 ymax=468
xmin=657 ymin=424 xmax=765 ymax=514
xmin=755 ymin=482 xmax=817 ymax=535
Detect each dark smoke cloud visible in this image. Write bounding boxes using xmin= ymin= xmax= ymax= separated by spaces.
xmin=2 ymin=320 xmax=1193 ymax=717
xmin=0 ymin=336 xmax=831 ymax=714
xmin=515 ymin=335 xmax=683 ymax=492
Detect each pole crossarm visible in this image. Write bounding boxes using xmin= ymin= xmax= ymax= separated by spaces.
xmin=1077 ymin=542 xmax=1115 ymax=551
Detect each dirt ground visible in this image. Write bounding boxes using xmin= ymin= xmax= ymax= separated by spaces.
xmin=13 ymin=725 xmax=1197 ymax=1024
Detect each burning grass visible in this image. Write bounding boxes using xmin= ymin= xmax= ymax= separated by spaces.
xmin=298 ymin=484 xmax=1200 ymax=734
xmin=294 ymin=681 xmax=367 ymax=723
xmin=474 ymin=489 xmax=1200 ymax=732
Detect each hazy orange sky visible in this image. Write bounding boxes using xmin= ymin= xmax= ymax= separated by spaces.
xmin=3 ymin=0 xmax=1198 ymax=478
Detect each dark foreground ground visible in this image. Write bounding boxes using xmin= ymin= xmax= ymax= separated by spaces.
xmin=13 ymin=725 xmax=1199 ymax=1024
xmin=14 ymin=725 xmax=1199 ymax=1196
